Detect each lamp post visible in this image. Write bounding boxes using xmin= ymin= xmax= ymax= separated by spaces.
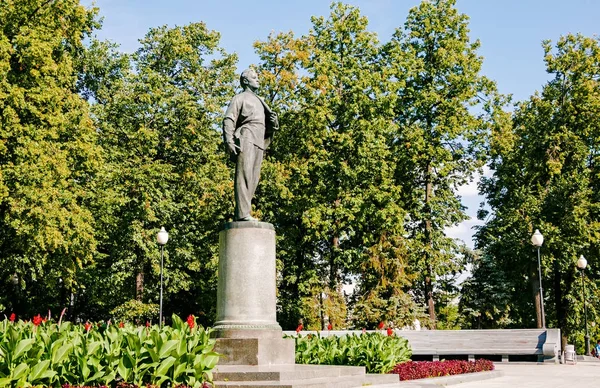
xmin=531 ymin=229 xmax=545 ymax=328
xmin=157 ymin=227 xmax=169 ymax=327
xmin=577 ymin=255 xmax=591 ymax=356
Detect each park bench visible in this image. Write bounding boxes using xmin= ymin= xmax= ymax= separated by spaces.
xmin=285 ymin=328 xmax=561 ymax=363
xmin=393 ymin=328 xmax=561 ymax=363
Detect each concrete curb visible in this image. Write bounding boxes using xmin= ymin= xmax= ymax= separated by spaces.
xmin=392 ymin=370 xmax=504 ymax=387
xmin=576 ymin=355 xmax=600 ymax=362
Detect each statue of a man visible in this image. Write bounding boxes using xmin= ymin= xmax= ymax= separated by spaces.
xmin=223 ymin=68 xmax=278 ymax=221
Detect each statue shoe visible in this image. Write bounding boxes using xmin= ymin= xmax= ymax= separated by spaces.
xmin=236 ymin=215 xmax=258 ymax=221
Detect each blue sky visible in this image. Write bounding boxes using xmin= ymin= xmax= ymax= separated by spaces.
xmin=84 ymin=0 xmax=600 ymax=248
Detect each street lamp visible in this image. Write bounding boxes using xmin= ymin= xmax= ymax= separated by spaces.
xmin=157 ymin=227 xmax=169 ymax=327
xmin=577 ymin=255 xmax=591 ymax=356
xmin=531 ymin=229 xmax=545 ymax=328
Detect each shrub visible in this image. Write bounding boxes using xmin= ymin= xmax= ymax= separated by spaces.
xmin=293 ymin=332 xmax=412 ymax=373
xmin=110 ymin=300 xmax=159 ymax=324
xmin=0 ymin=314 xmax=218 ymax=388
xmin=391 ymin=359 xmax=495 ymax=381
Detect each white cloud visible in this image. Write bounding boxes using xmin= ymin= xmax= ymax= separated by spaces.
xmin=446 ymin=217 xmax=484 ymax=249
xmin=456 ymin=166 xmax=491 ymax=198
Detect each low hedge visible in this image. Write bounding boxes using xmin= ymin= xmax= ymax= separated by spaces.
xmin=391 ymin=359 xmax=495 ymax=381
xmin=293 ymin=332 xmax=412 ymax=373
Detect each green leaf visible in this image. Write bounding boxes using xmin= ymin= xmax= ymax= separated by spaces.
xmin=202 ymin=352 xmax=220 ymax=369
xmin=177 ymin=337 xmax=187 ymax=358
xmin=117 ymin=358 xmax=131 ymax=381
xmin=85 ymin=370 xmax=106 ymax=384
xmin=28 ymin=359 xmax=51 ymax=383
xmin=11 ymin=363 xmax=29 ymax=380
xmin=13 ymin=339 xmax=35 ymax=360
xmin=156 ymin=356 xmax=176 ymax=376
xmin=173 ymin=362 xmax=187 ymax=380
xmin=52 ymin=342 xmax=73 ymax=365
xmin=158 ymin=340 xmax=179 ymax=359
xmin=87 ymin=341 xmax=102 ymax=355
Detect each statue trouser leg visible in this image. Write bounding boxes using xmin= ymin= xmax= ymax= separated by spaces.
xmin=234 ymin=139 xmax=264 ymax=220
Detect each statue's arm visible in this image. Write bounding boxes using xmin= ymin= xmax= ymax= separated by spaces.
xmin=223 ymin=97 xmax=240 ymax=155
xmin=223 ymin=118 xmax=238 ymax=155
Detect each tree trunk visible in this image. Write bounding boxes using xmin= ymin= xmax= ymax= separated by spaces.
xmin=136 ymin=271 xmax=144 ymax=301
xmin=530 ymin=262 xmax=543 ymax=328
xmin=319 ymin=291 xmax=325 ymax=331
xmin=330 ymin=198 xmax=341 ymax=289
xmin=424 ymin=163 xmax=436 ymax=324
xmin=554 ymin=261 xmax=568 ymax=350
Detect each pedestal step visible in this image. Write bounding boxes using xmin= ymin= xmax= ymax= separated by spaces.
xmin=213 ymin=365 xmax=399 ymax=388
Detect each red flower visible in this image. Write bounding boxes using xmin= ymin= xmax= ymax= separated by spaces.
xmin=387 ymin=327 xmax=393 ymax=336
xmin=327 ymin=323 xmax=333 ymax=330
xmin=84 ymin=322 xmax=92 ymax=332
xmin=296 ymin=324 xmax=304 ymax=333
xmin=362 ymin=328 xmax=366 ymax=333
xmin=9 ymin=313 xmax=15 ymax=322
xmin=119 ymin=322 xmax=125 ymax=328
xmin=146 ymin=321 xmax=150 ymax=328
xmin=378 ymin=321 xmax=385 ymax=330
xmin=32 ymin=314 xmax=42 ymax=326
xmin=187 ymin=315 xmax=195 ymax=329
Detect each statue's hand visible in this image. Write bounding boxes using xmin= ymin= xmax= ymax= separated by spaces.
xmin=227 ymin=142 xmax=238 ymax=155
xmin=268 ymin=112 xmax=279 ymax=131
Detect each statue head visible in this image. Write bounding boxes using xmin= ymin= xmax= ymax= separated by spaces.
xmin=240 ymin=68 xmax=259 ymax=91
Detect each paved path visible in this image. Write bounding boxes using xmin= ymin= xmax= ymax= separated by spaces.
xmin=452 ymin=362 xmax=600 ymax=388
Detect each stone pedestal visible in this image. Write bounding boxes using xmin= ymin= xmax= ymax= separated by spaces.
xmin=214 ymin=221 xmax=294 ymax=365
xmin=211 ymin=224 xmax=400 ymax=387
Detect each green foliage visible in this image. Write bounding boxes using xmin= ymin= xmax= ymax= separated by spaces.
xmin=110 ymin=300 xmax=159 ymax=324
xmin=0 ymin=315 xmax=217 ymax=388
xmin=78 ymin=22 xmax=237 ymax=322
xmin=293 ymin=332 xmax=411 ymax=373
xmin=384 ymin=0 xmax=507 ymax=323
xmin=474 ymin=33 xmax=600 ymax=343
xmin=459 ymin=253 xmax=514 ymax=329
xmin=255 ymin=2 xmax=420 ymax=330
xmin=252 ymin=0 xmax=508 ymax=330
xmin=0 ymin=0 xmax=102 ymax=316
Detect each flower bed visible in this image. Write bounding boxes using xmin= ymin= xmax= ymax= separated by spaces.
xmin=0 ymin=314 xmax=217 ymax=388
xmin=61 ymin=384 xmax=209 ymax=388
xmin=391 ymin=359 xmax=495 ymax=381
xmin=293 ymin=332 xmax=412 ymax=373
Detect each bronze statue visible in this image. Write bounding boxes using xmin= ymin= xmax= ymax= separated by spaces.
xmin=223 ymin=68 xmax=278 ymax=221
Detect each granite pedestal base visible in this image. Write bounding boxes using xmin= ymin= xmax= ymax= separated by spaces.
xmin=214 ymin=221 xmax=294 ymax=366
xmin=214 ymin=337 xmax=295 ymax=366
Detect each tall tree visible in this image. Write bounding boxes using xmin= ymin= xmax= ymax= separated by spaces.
xmin=384 ymin=0 xmax=506 ymax=325
xmin=476 ymin=34 xmax=600 ymax=348
xmin=255 ymin=3 xmax=418 ymax=329
xmin=79 ymin=23 xmax=237 ymax=323
xmin=0 ymin=0 xmax=101 ymax=316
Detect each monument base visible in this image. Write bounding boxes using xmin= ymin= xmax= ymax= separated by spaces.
xmin=215 ymin=221 xmax=294 ymax=366
xmin=212 ymin=364 xmax=401 ymax=388
xmin=214 ymin=337 xmax=295 ymax=366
